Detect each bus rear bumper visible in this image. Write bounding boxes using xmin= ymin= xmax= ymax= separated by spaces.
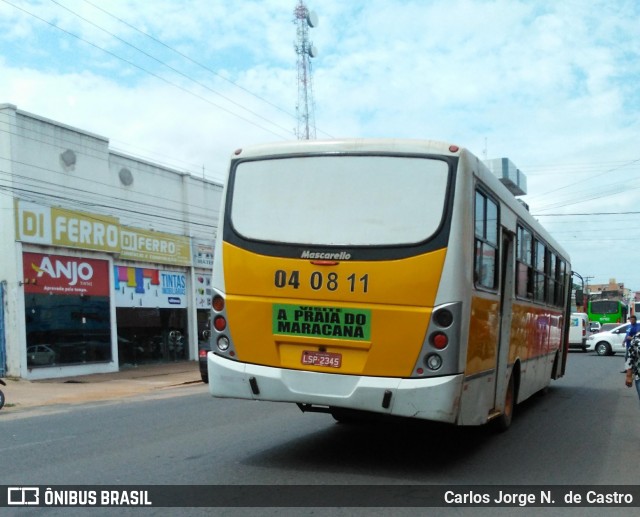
xmin=208 ymin=353 xmax=463 ymax=424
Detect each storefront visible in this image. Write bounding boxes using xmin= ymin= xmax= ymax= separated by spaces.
xmin=12 ymin=200 xmax=214 ymax=379
xmin=114 ymin=266 xmax=189 ymax=366
xmin=23 ymin=252 xmax=112 ymax=368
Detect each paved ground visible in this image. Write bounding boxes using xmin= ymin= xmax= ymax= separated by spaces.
xmin=0 ymin=361 xmax=204 ymax=414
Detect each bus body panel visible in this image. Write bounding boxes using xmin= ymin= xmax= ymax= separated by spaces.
xmin=508 ymin=302 xmax=564 ymax=401
xmin=466 ymin=295 xmax=500 ymax=376
xmin=222 ymin=242 xmax=446 ymax=307
xmin=221 ymin=241 xmax=446 ymax=377
xmin=509 ymin=303 xmax=563 ymax=362
xmin=457 ymin=283 xmax=565 ymax=424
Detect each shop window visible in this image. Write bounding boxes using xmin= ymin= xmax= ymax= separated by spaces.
xmin=116 ymin=308 xmax=188 ymax=365
xmin=25 ymin=294 xmax=112 ymax=367
xmin=114 ymin=266 xmax=190 ymax=366
xmin=23 ymin=253 xmax=112 ymax=368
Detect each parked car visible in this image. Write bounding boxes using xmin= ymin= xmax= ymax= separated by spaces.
xmin=198 ymin=339 xmax=211 ymax=383
xmin=588 ymin=321 xmax=601 ymax=333
xmin=585 ymin=323 xmax=630 ymax=356
xmin=26 ymin=344 xmax=56 ymax=366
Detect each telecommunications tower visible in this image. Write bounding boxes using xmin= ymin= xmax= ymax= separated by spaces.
xmin=294 ymin=1 xmax=318 ymax=140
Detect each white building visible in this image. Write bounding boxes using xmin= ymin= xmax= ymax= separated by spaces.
xmin=0 ymin=103 xmax=222 ymax=380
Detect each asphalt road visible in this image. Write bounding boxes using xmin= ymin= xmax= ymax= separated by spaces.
xmin=1 ymin=351 xmax=637 ymax=516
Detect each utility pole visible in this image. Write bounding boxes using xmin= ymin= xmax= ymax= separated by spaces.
xmin=584 ymin=276 xmax=594 ymax=296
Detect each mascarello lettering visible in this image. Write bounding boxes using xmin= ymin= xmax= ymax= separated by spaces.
xmin=300 ymin=250 xmax=351 ymax=260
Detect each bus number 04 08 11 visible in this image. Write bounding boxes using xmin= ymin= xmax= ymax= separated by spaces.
xmin=274 ymin=270 xmax=369 ymax=293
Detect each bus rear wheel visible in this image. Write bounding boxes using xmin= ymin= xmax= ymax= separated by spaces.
xmin=494 ymin=374 xmax=515 ymax=432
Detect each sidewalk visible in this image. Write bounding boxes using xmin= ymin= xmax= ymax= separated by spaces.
xmin=0 ymin=361 xmax=204 ymax=413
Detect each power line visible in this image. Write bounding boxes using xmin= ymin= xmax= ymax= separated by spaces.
xmin=0 ymin=123 xmax=226 ymax=187
xmin=525 ymin=159 xmax=640 ymax=172
xmin=528 ymin=181 xmax=640 ymax=212
xmin=0 ymin=167 xmax=218 ymax=226
xmin=3 ymin=114 xmax=638 ymax=235
xmin=1 ymin=0 xmax=293 ymax=140
xmin=526 ymin=157 xmax=640 ymax=211
xmin=534 ymin=211 xmax=640 ymax=217
xmin=0 ymin=181 xmax=218 ymax=233
xmin=78 ymin=0 xmax=301 ymax=125
xmin=0 ymin=176 xmax=218 ymax=236
xmin=0 ymin=150 xmax=220 ymax=235
xmin=0 ymin=117 xmax=224 ymax=187
xmin=4 ymin=113 xmax=639 ymax=231
xmin=47 ymin=0 xmax=297 ymax=139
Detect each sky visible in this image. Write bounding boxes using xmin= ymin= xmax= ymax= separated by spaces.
xmin=1 ymin=0 xmax=639 ymax=290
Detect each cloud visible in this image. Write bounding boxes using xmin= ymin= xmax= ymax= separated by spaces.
xmin=1 ymin=0 xmax=640 ymax=286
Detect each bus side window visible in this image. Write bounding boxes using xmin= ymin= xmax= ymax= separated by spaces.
xmin=534 ymin=240 xmax=546 ymax=302
xmin=554 ymin=256 xmax=566 ymax=307
xmin=547 ymin=253 xmax=556 ymax=305
xmin=516 ymin=225 xmax=533 ymax=299
xmin=474 ymin=190 xmax=499 ymax=290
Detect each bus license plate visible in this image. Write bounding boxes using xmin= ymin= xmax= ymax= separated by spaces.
xmin=301 ymin=350 xmax=342 ymax=368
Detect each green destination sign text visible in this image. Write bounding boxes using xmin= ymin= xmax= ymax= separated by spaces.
xmin=273 ymin=304 xmax=371 ymax=341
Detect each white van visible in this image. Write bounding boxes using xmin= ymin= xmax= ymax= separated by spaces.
xmin=569 ymin=312 xmax=589 ymax=351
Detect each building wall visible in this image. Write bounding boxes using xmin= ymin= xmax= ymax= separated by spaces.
xmin=0 ymin=103 xmax=222 ymax=379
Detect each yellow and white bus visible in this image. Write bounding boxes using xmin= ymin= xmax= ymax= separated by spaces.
xmin=208 ymin=139 xmax=571 ymax=429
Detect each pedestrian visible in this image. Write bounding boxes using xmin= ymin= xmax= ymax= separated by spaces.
xmin=621 ymin=315 xmax=640 ymax=372
xmin=624 ymin=334 xmax=640 ymax=405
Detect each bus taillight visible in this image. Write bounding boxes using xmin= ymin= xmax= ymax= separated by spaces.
xmin=212 ymin=296 xmax=225 ymax=312
xmin=213 ymin=316 xmax=227 ymax=331
xmin=431 ymin=332 xmax=448 ymax=349
xmin=433 ymin=308 xmax=454 ymax=328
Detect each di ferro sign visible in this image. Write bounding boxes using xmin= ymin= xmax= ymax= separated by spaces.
xmin=15 ymin=200 xmax=192 ymax=267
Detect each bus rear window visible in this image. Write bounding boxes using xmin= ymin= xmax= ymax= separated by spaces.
xmin=230 ymin=155 xmax=450 ymax=246
xmin=590 ymin=301 xmax=621 ymax=314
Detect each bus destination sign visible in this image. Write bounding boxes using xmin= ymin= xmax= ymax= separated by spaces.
xmin=272 ymin=304 xmax=371 ymax=341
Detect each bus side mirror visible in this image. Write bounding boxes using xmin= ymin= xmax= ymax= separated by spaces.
xmin=575 ymin=290 xmax=584 ymax=306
